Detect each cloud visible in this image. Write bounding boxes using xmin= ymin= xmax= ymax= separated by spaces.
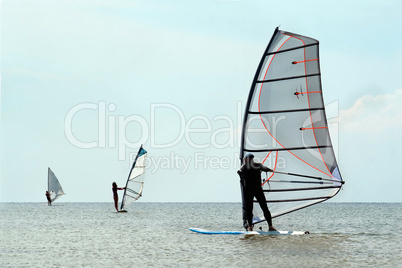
xmin=339 ymin=89 xmax=402 ymax=139
xmin=336 ymin=89 xmax=402 ymax=202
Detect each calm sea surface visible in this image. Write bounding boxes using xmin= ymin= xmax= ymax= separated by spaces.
xmin=0 ymin=202 xmax=401 ymax=267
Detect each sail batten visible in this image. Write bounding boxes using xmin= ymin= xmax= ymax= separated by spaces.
xmin=244 ymin=145 xmax=331 ymax=152
xmin=249 ymin=107 xmax=324 ymax=114
xmin=257 ymin=73 xmax=320 ymax=83
xmin=240 ymin=27 xmax=344 ymax=224
xmin=266 ymin=43 xmax=318 ymax=55
xmin=120 ymin=146 xmax=147 ymax=211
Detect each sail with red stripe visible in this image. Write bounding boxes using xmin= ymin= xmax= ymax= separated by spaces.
xmin=240 ymin=27 xmax=344 ymax=223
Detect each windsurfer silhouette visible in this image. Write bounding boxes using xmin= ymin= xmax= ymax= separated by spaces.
xmin=112 ymin=182 xmax=125 ymax=212
xmin=45 ymin=191 xmax=52 ymax=206
xmin=237 ymin=153 xmax=276 ymax=231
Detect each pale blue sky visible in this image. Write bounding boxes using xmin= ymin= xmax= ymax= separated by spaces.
xmin=1 ymin=0 xmax=401 ymax=202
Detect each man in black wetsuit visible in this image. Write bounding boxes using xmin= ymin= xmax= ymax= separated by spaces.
xmin=237 ymin=153 xmax=276 ymax=231
xmin=45 ymin=191 xmax=52 ymax=206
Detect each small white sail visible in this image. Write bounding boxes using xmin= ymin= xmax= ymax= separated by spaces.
xmin=48 ymin=168 xmax=65 ymax=202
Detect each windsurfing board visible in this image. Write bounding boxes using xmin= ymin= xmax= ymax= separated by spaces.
xmin=117 ymin=210 xmax=127 ymax=213
xmin=189 ymin=227 xmax=308 ymax=235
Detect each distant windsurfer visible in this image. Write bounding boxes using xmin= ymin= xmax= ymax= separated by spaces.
xmin=45 ymin=191 xmax=52 ymax=206
xmin=112 ymin=182 xmax=125 ymax=212
xmin=237 ymin=153 xmax=276 ymax=231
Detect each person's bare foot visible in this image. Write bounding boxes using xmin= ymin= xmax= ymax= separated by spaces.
xmin=269 ymin=226 xmax=277 ymax=231
xmin=247 ymin=226 xmax=253 ymax=231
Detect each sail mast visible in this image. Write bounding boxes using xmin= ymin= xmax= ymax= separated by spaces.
xmin=120 ymin=145 xmax=147 ymax=211
xmin=240 ymin=27 xmax=279 ymax=161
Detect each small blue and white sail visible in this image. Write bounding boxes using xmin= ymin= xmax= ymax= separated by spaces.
xmin=120 ymin=146 xmax=147 ymax=211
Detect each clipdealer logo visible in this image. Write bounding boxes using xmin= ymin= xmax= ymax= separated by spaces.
xmin=64 ymin=101 xmax=339 ymax=173
xmin=64 ymin=101 xmax=243 ymax=161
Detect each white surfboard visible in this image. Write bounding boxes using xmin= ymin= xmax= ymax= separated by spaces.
xmin=116 ymin=210 xmax=127 ymax=213
xmin=189 ymin=227 xmax=309 ymax=235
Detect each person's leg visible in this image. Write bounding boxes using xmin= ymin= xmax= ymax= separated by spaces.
xmin=255 ymin=189 xmax=273 ymax=228
xmin=240 ymin=181 xmax=248 ymax=229
xmin=114 ymin=196 xmax=119 ymax=211
xmin=244 ymin=187 xmax=255 ymax=230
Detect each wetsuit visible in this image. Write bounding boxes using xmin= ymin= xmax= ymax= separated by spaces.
xmin=45 ymin=191 xmax=52 ymax=206
xmin=238 ymin=163 xmax=273 ymax=230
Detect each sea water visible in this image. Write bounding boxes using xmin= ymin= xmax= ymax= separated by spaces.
xmin=0 ymin=202 xmax=401 ymax=267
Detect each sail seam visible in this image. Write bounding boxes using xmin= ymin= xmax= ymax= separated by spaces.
xmin=262 ymin=151 xmax=277 ymax=185
xmin=256 ymin=35 xmax=292 ymax=184
xmin=284 ymin=33 xmax=333 ymax=176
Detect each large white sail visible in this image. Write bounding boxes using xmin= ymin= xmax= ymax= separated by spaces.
xmin=120 ymin=146 xmax=147 ymax=211
xmin=48 ymin=168 xmax=65 ymax=202
xmin=240 ymin=28 xmax=344 ymax=223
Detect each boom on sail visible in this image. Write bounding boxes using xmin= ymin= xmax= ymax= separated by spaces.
xmin=240 ymin=27 xmax=344 ymax=224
